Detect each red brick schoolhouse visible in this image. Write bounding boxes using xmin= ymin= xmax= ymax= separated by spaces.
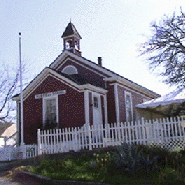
xmin=13 ymin=22 xmax=160 ymax=144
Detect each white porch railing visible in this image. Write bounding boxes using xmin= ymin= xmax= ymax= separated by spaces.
xmin=37 ymin=117 xmax=185 ymax=155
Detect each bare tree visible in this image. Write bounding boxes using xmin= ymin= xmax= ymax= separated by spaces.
xmin=139 ymin=8 xmax=185 ymax=87
xmin=0 ymin=64 xmax=19 ymax=123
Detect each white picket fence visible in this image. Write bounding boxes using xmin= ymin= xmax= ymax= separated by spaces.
xmin=2 ymin=117 xmax=185 ymax=161
xmin=0 ymin=144 xmax=38 ymax=161
xmin=37 ymin=117 xmax=185 ymax=155
xmin=18 ymin=144 xmax=38 ymax=159
xmin=0 ymin=129 xmax=38 ymax=161
xmin=0 ymin=146 xmax=18 ymax=161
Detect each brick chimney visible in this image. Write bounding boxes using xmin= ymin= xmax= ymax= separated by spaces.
xmin=98 ymin=57 xmax=102 ymax=67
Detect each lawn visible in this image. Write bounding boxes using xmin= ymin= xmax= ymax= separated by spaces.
xmin=26 ymin=143 xmax=185 ymax=184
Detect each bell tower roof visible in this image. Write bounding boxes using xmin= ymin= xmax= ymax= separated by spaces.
xmin=62 ymin=22 xmax=82 ymax=56
xmin=62 ymin=22 xmax=82 ymax=39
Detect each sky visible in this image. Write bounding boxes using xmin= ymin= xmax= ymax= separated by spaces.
xmin=1 ymin=0 xmax=185 ymax=98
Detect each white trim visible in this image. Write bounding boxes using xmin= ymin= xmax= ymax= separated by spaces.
xmin=42 ymin=94 xmax=59 ymax=125
xmin=104 ymin=94 xmax=108 ymax=124
xmin=35 ymin=90 xmax=66 ymax=99
xmin=62 ymin=65 xmax=78 ymax=75
xmin=80 ymin=84 xmax=107 ymax=94
xmin=125 ymin=91 xmax=133 ymax=123
xmin=105 ymin=77 xmax=159 ymax=99
xmin=114 ymin=84 xmax=120 ymax=123
xmin=84 ymin=90 xmax=89 ymax=124
xmin=109 ymin=82 xmax=155 ymax=100
xmin=13 ymin=68 xmax=107 ymax=101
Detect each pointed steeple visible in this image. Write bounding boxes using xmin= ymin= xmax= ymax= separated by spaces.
xmin=62 ymin=22 xmax=82 ymax=56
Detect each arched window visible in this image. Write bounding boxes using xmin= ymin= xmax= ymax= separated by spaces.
xmin=62 ymin=65 xmax=78 ymax=75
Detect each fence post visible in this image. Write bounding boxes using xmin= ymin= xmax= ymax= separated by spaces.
xmin=147 ymin=119 xmax=152 ymax=145
xmin=88 ymin=123 xmax=92 ymax=150
xmin=127 ymin=121 xmax=132 ymax=145
xmin=37 ymin=129 xmax=41 ymax=155
xmin=73 ymin=127 xmax=77 ymax=151
xmin=19 ymin=144 xmax=26 ymax=159
xmin=103 ymin=123 xmax=108 ymax=147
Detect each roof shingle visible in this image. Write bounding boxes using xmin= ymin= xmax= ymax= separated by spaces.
xmin=62 ymin=22 xmax=82 ymax=39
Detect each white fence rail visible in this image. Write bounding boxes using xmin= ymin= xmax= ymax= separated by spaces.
xmin=0 ymin=144 xmax=38 ymax=161
xmin=18 ymin=144 xmax=38 ymax=159
xmin=37 ymin=117 xmax=185 ymax=155
xmin=0 ymin=146 xmax=18 ymax=161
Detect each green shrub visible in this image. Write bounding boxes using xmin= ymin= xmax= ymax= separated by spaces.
xmin=112 ymin=142 xmax=160 ymax=174
xmin=137 ymin=144 xmax=182 ymax=168
xmin=158 ymin=167 xmax=185 ymax=184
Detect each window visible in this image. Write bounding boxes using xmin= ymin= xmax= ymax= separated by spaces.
xmin=125 ymin=92 xmax=133 ymax=122
xmin=45 ymin=99 xmax=56 ymax=123
xmin=43 ymin=96 xmax=58 ymax=129
xmin=62 ymin=65 xmax=78 ymax=75
xmin=93 ymin=97 xmax=98 ymax=108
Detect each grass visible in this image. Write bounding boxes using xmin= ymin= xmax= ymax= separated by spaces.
xmin=25 ymin=144 xmax=185 ymax=184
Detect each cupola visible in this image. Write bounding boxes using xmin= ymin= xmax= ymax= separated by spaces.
xmin=62 ymin=22 xmax=82 ymax=56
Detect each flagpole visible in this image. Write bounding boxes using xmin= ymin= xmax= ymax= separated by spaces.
xmin=19 ymin=32 xmax=24 ymax=146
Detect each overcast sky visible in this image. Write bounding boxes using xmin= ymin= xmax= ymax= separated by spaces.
xmin=1 ymin=0 xmax=185 ymax=96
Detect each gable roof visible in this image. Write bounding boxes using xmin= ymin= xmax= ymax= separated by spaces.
xmin=62 ymin=22 xmax=82 ymax=39
xmin=13 ymin=67 xmax=107 ymax=101
xmin=50 ymin=50 xmax=160 ymax=99
xmin=13 ymin=49 xmax=160 ymax=101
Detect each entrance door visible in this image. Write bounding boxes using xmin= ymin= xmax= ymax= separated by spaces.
xmin=92 ymin=94 xmax=102 ymax=125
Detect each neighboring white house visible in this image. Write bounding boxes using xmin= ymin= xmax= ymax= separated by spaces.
xmin=0 ymin=123 xmax=16 ymax=147
xmin=136 ymin=88 xmax=185 ymax=120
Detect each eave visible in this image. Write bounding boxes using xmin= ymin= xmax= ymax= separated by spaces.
xmin=104 ymin=77 xmax=160 ymax=99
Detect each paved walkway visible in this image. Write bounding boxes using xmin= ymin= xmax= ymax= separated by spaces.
xmin=0 ymin=177 xmax=20 ymax=185
xmin=0 ymin=171 xmax=43 ymax=185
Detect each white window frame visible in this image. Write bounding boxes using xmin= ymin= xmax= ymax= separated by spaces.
xmin=62 ymin=65 xmax=78 ymax=75
xmin=42 ymin=95 xmax=59 ymax=125
xmin=125 ymin=91 xmax=133 ymax=123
